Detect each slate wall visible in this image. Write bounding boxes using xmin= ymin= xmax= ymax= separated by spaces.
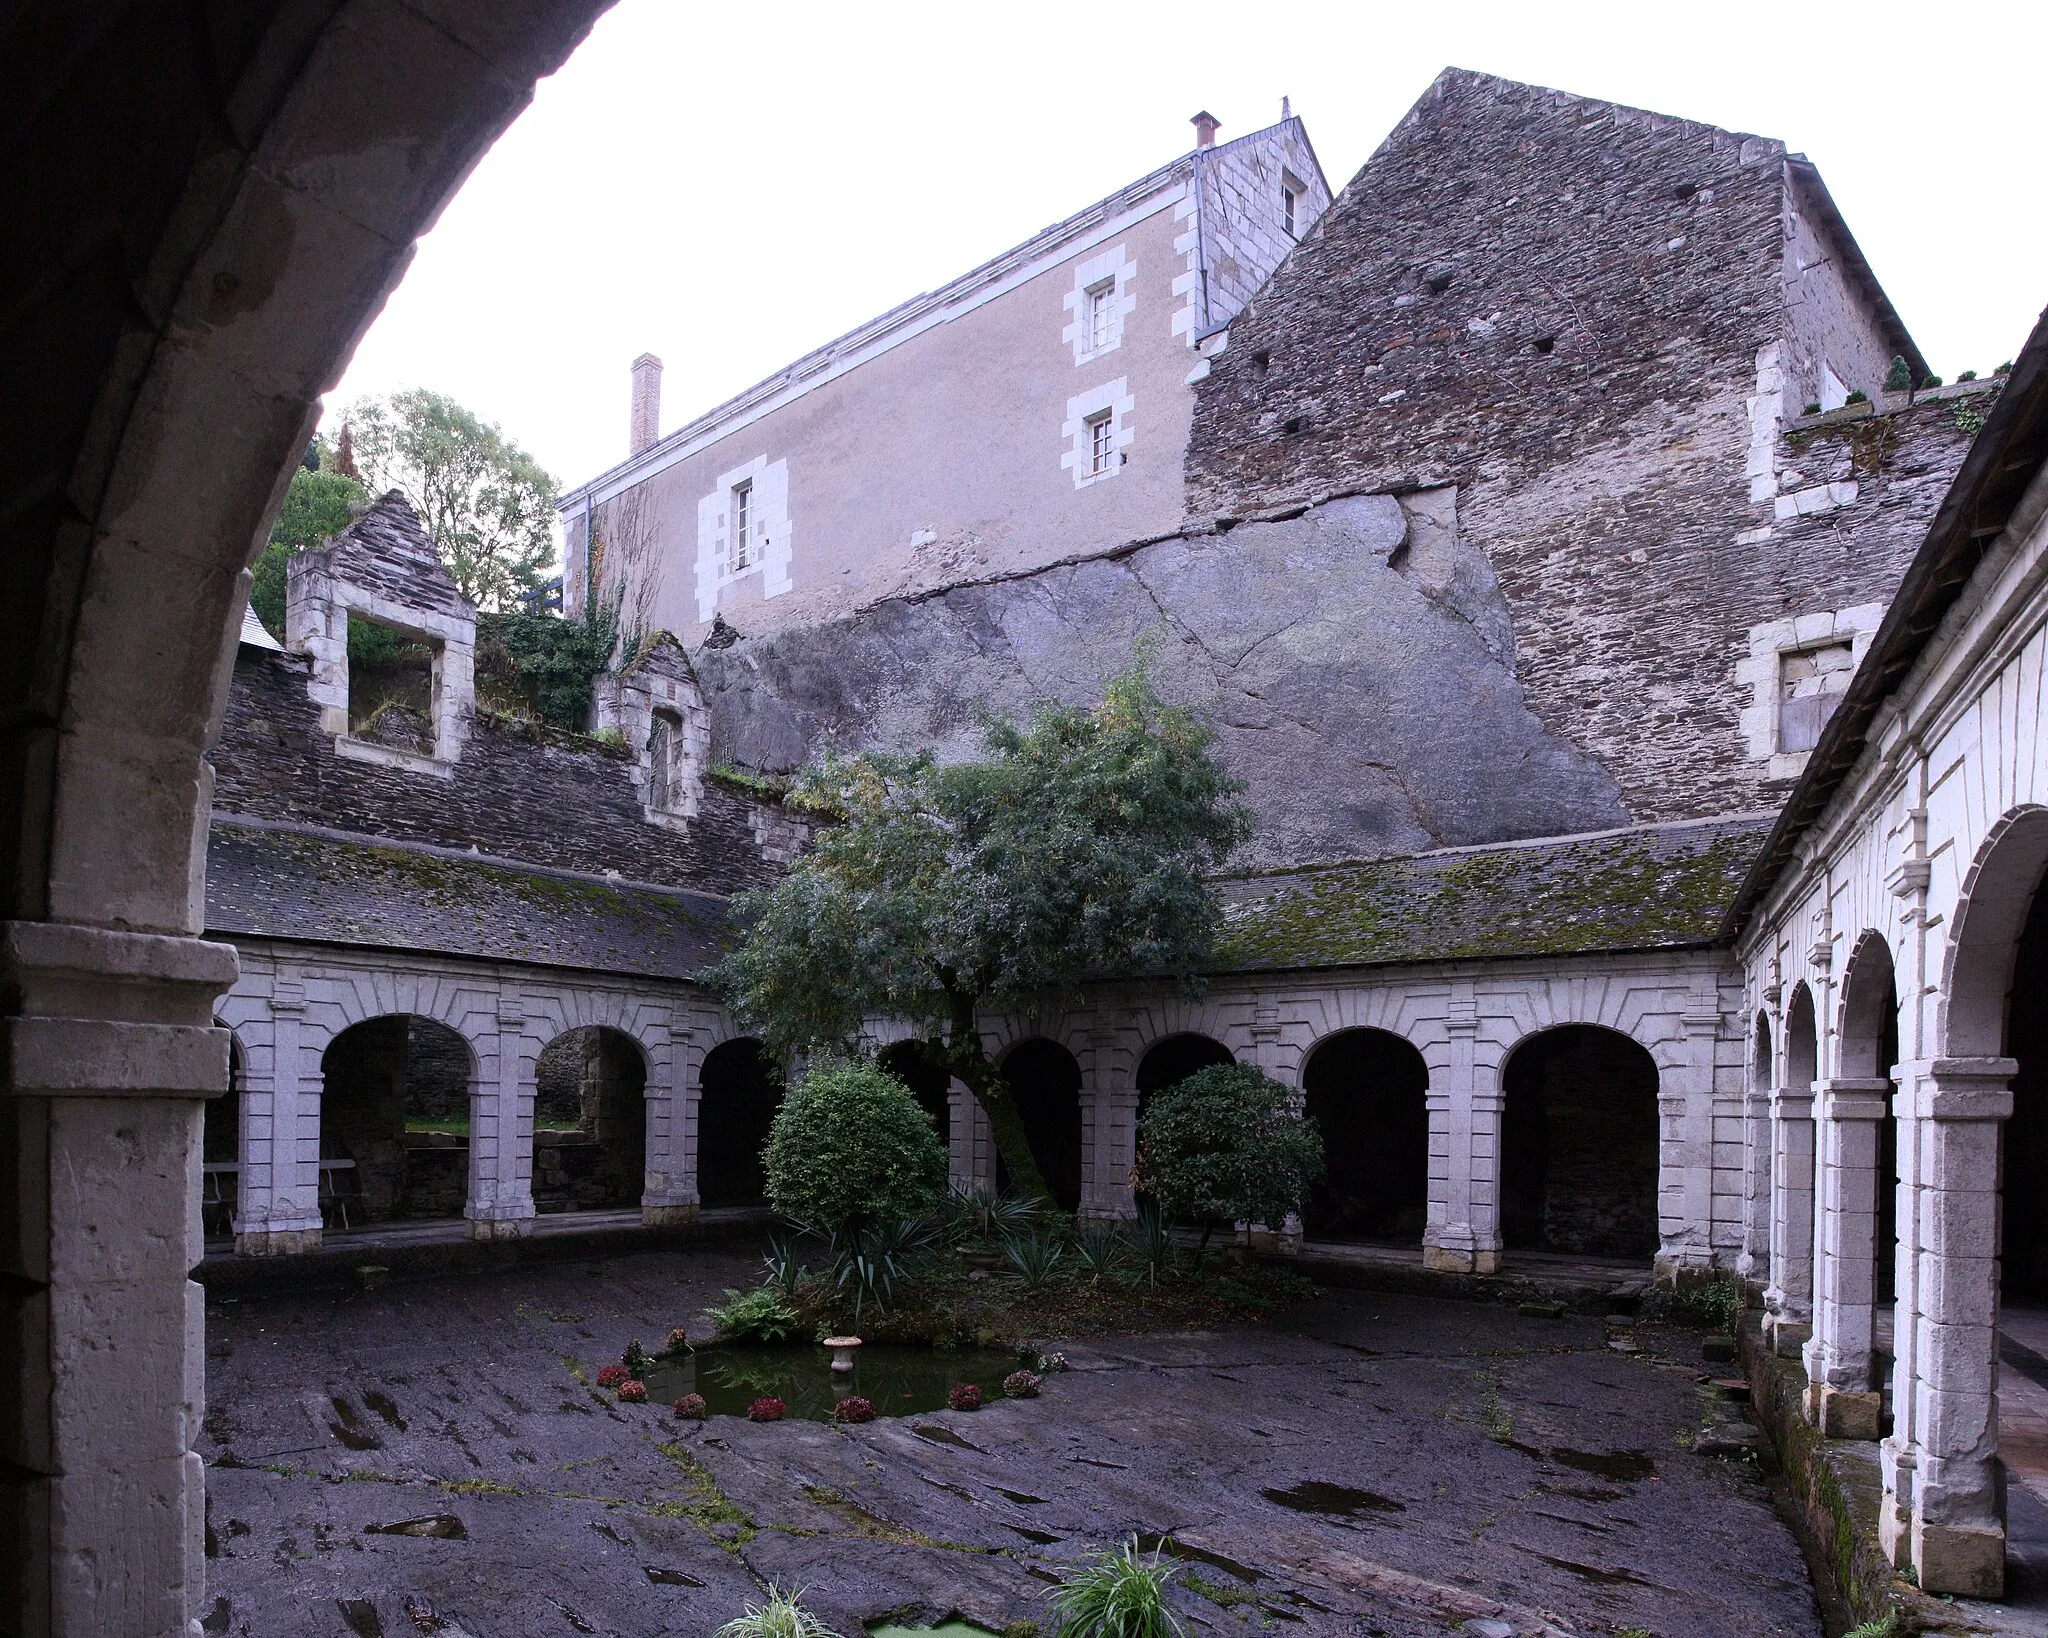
xmin=211 ymin=647 xmax=781 ymax=895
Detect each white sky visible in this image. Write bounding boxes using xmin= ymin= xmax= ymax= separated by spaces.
xmin=327 ymin=0 xmax=2048 ymax=504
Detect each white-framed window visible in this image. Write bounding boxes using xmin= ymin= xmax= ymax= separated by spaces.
xmin=1282 ymin=185 xmax=1298 ymax=238
xmin=695 ymin=456 xmax=793 ymax=621
xmin=1062 ymin=245 xmax=1136 ymax=365
xmin=1061 ymin=378 xmax=1134 ymax=489
xmin=730 ymin=480 xmax=753 ymax=572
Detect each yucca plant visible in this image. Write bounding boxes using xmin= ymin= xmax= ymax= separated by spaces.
xmin=714 ymin=1584 xmax=842 ymax=1638
xmin=1045 ymin=1536 xmax=1186 ymax=1638
xmin=1004 ymin=1227 xmax=1066 ymax=1291
xmin=1130 ymin=1203 xmax=1176 ymax=1287
xmin=950 ymin=1184 xmax=1037 ymax=1244
xmin=1073 ymin=1219 xmax=1125 ymax=1285
xmin=761 ymin=1232 xmax=809 ymax=1297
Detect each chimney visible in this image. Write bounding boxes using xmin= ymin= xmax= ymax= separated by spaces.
xmin=1191 ymin=110 xmax=1220 ymax=149
xmin=629 ymin=352 xmax=662 ymax=455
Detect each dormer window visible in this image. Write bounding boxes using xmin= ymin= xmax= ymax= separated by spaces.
xmin=648 ymin=706 xmax=685 ymax=815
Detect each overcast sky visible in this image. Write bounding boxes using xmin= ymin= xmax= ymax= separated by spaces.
xmin=326 ymin=0 xmax=2047 ymax=500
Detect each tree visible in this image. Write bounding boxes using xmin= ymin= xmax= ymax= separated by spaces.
xmin=248 ymin=454 xmax=367 ymax=637
xmin=707 ymin=661 xmax=1252 ymax=1204
xmin=762 ymin=1059 xmax=948 ymax=1240
xmin=1135 ymin=1064 xmax=1324 ymax=1254
xmin=346 ymin=388 xmax=558 ymax=610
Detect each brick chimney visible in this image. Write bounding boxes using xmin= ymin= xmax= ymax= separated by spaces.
xmin=1191 ymin=110 xmax=1220 ymax=149
xmin=629 ymin=352 xmax=662 ymax=455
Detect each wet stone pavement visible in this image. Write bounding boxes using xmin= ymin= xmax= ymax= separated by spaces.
xmin=199 ymin=1250 xmax=1821 ymax=1638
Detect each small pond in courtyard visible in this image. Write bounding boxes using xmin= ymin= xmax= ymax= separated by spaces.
xmin=640 ymin=1343 xmax=1025 ymax=1422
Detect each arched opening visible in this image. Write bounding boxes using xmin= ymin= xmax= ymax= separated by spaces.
xmin=1746 ymin=1011 xmax=1774 ymax=1273
xmin=1788 ymin=983 xmax=1818 ymax=1091
xmin=697 ymin=1038 xmax=783 ymax=1209
xmin=877 ymin=1039 xmax=953 ymax=1158
xmin=1839 ymin=936 xmax=1901 ymax=1310
xmin=203 ymin=1028 xmax=244 ymax=1242
xmin=531 ymin=1026 xmax=647 ymax=1214
xmin=2004 ymin=858 xmax=2048 ymax=1301
xmin=1754 ymin=1011 xmax=1775 ymax=1097
xmin=318 ymin=1016 xmax=475 ymax=1225
xmin=1300 ymin=1028 xmax=1429 ymax=1243
xmin=1501 ymin=1025 xmax=1660 ymax=1259
xmin=1135 ymin=1032 xmax=1234 ymax=1117
xmin=996 ymin=1039 xmax=1083 ymax=1213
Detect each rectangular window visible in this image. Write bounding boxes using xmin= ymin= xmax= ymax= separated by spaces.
xmin=1283 ymin=185 xmax=1298 ymax=237
xmin=1777 ymin=640 xmax=1854 ymax=752
xmin=731 ymin=481 xmax=752 ymax=571
xmin=1087 ymin=282 xmax=1114 ymax=352
xmin=1088 ymin=411 xmax=1115 ymax=476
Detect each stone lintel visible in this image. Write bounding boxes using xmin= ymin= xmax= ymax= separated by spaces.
xmin=1815 ymin=1077 xmax=1892 ymax=1122
xmin=1901 ymin=1058 xmax=2018 ymax=1122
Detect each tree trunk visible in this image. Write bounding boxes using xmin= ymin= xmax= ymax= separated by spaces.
xmin=935 ymin=992 xmax=1056 ymax=1207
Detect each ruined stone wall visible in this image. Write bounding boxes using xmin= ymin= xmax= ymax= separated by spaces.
xmin=211 ymin=647 xmax=784 ymax=894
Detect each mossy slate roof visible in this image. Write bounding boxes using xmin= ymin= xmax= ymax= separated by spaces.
xmin=1215 ymin=817 xmax=1771 ymax=972
xmin=205 ymin=821 xmax=732 ymax=979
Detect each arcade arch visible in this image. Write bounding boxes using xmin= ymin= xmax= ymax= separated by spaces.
xmin=696 ymin=1037 xmax=783 ymax=1209
xmin=1300 ymin=1028 xmax=1429 ymax=1243
xmin=532 ymin=1026 xmax=648 ymax=1214
xmin=878 ymin=1038 xmax=954 ymax=1157
xmin=318 ymin=1015 xmax=476 ymax=1225
xmin=997 ymin=1038 xmax=1083 ymax=1212
xmin=1500 ymin=1025 xmax=1660 ymax=1258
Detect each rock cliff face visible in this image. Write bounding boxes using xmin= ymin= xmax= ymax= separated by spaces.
xmin=696 ymin=493 xmax=1628 ymax=872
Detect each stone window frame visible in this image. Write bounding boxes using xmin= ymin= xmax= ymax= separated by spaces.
xmin=1737 ymin=604 xmax=1885 ymax=780
xmin=693 ymin=455 xmax=793 ymax=623
xmin=1061 ymin=377 xmax=1134 ymax=490
xmin=291 ymin=579 xmax=475 ymax=781
xmin=1061 ymin=244 xmax=1136 ymax=366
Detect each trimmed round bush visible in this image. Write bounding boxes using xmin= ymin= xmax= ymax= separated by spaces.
xmin=596 ymin=1365 xmax=628 ymax=1389
xmin=948 ymin=1383 xmax=983 ymax=1412
xmin=763 ymin=1058 xmax=948 ymax=1238
xmin=616 ymin=1380 xmax=646 ymax=1403
xmin=672 ymin=1393 xmax=708 ymax=1420
xmin=833 ymin=1395 xmax=876 ymax=1424
xmin=1136 ymin=1063 xmax=1323 ymax=1249
xmin=1002 ymin=1370 xmax=1041 ymax=1399
xmin=747 ymin=1396 xmax=786 ymax=1422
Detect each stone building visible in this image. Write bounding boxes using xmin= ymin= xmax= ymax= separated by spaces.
xmin=554 ymin=109 xmax=1331 ymax=643
xmin=1728 ymin=313 xmax=2048 ymax=1596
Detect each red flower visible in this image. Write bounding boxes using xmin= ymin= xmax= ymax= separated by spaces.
xmin=596 ymin=1365 xmax=628 ymax=1389
xmin=948 ymin=1383 xmax=983 ymax=1412
xmin=747 ymin=1397 xmax=786 ymax=1422
xmin=616 ymin=1379 xmax=646 ymax=1403
xmin=834 ymin=1396 xmax=876 ymax=1424
xmin=672 ymin=1393 xmax=708 ymax=1420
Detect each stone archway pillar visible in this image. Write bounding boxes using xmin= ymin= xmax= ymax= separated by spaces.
xmin=1424 ymin=1004 xmax=1498 ymax=1272
xmin=234 ymin=971 xmax=324 ymax=1255
xmin=1805 ymin=1075 xmax=1892 ymax=1436
xmin=642 ymin=1019 xmax=698 ymax=1226
xmin=465 ymin=1008 xmax=530 ymax=1241
xmin=1764 ymin=1081 xmax=1817 ymax=1355
xmin=1883 ymin=1057 xmax=2014 ymax=1597
xmin=1080 ymin=1031 xmax=1136 ymax=1221
xmin=1738 ymin=1057 xmax=1775 ymax=1283
xmin=2 ymin=921 xmax=238 ymax=1637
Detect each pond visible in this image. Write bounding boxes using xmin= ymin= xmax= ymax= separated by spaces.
xmin=640 ymin=1342 xmax=1026 ymax=1422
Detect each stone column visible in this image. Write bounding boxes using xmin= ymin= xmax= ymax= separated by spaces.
xmin=1738 ymin=1078 xmax=1774 ymax=1283
xmin=1425 ymin=1004 xmax=1496 ymax=1272
xmin=464 ymin=1004 xmax=530 ymax=1241
xmin=1 ymin=919 xmax=238 ymax=1638
xmin=1894 ymin=1057 xmax=2014 ymax=1597
xmin=1764 ymin=1081 xmax=1816 ymax=1355
xmin=642 ymin=1017 xmax=699 ymax=1225
xmin=1654 ymin=1001 xmax=1722 ymax=1279
xmin=233 ymin=970 xmax=323 ymax=1254
xmin=1080 ymin=1031 xmax=1136 ymax=1221
xmin=1804 ymin=1075 xmax=1891 ymax=1436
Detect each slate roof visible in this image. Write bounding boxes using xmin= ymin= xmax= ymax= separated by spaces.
xmin=205 ymin=820 xmax=733 ymax=979
xmin=1215 ymin=816 xmax=1773 ymax=973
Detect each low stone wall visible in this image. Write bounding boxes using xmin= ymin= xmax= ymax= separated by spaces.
xmin=1739 ymin=1315 xmax=1928 ymax=1631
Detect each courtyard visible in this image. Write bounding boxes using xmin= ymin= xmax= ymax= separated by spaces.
xmin=198 ymin=1250 xmax=1821 ymax=1637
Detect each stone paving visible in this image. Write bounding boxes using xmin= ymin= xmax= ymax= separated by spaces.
xmin=199 ymin=1250 xmax=1822 ymax=1637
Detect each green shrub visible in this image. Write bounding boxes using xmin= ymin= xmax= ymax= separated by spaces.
xmin=764 ymin=1059 xmax=948 ymax=1241
xmin=1136 ymin=1065 xmax=1323 ymax=1254
xmin=714 ymin=1585 xmax=842 ymax=1638
xmin=475 ymin=606 xmax=620 ymax=730
xmin=1045 ymin=1537 xmax=1187 ymax=1638
xmin=706 ymin=1287 xmax=803 ymax=1345
xmin=1883 ymin=355 xmax=1913 ymax=392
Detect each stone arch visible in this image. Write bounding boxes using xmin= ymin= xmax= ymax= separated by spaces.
xmin=696 ymin=1036 xmax=783 ymax=1210
xmin=317 ymin=1014 xmax=478 ymax=1225
xmin=532 ymin=1025 xmax=648 ymax=1214
xmin=877 ymin=1039 xmax=955 ymax=1157
xmin=1300 ymin=1027 xmax=1429 ymax=1243
xmin=1500 ymin=1024 xmax=1660 ymax=1258
xmin=1135 ymin=1031 xmax=1236 ymax=1111
xmin=1839 ymin=933 xmax=1902 ymax=1305
xmin=1787 ymin=983 xmax=1819 ymax=1092
xmin=1943 ymin=806 xmax=2048 ymax=1057
xmin=1754 ymin=1011 xmax=1774 ymax=1095
xmin=997 ymin=1038 xmax=1084 ymax=1213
